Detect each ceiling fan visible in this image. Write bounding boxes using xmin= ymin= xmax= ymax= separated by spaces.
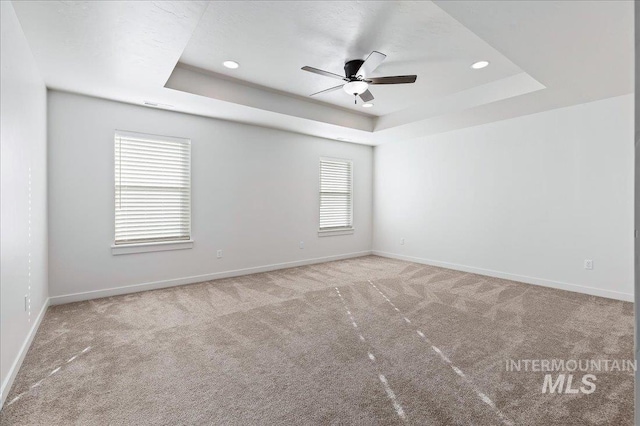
xmin=301 ymin=51 xmax=417 ymax=104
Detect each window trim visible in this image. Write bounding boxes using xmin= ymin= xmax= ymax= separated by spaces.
xmin=318 ymin=228 xmax=355 ymax=237
xmin=111 ymin=240 xmax=194 ymax=256
xmin=113 ymin=130 xmax=193 ymax=254
xmin=318 ymin=157 xmax=354 ymax=236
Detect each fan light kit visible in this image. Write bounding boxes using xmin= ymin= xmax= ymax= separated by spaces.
xmin=343 ymin=81 xmax=369 ymax=95
xmin=223 ymin=60 xmax=239 ymax=69
xmin=471 ymin=60 xmax=489 ymax=69
xmin=302 ymin=51 xmax=417 ymax=105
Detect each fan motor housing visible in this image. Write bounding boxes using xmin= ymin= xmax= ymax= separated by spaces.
xmin=344 ymin=60 xmax=365 ymax=80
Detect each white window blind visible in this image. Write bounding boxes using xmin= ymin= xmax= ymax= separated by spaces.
xmin=319 ymin=158 xmax=353 ymax=231
xmin=114 ymin=131 xmax=191 ymax=245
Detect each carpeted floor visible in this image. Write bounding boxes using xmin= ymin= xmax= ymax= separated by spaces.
xmin=1 ymin=255 xmax=634 ymax=425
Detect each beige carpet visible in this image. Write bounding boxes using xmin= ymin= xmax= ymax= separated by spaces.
xmin=1 ymin=255 xmax=634 ymax=425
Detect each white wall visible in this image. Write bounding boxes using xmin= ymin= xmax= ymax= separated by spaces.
xmin=47 ymin=91 xmax=373 ymax=302
xmin=374 ymin=94 xmax=634 ymax=301
xmin=0 ymin=1 xmax=49 ymax=406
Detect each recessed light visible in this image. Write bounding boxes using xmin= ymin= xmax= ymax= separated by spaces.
xmin=362 ymin=103 xmax=374 ymax=108
xmin=471 ymin=60 xmax=489 ymax=69
xmin=223 ymin=60 xmax=239 ymax=69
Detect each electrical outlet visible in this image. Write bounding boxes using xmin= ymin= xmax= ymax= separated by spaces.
xmin=217 ymin=250 xmax=223 ymax=259
xmin=584 ymin=259 xmax=593 ymax=270
xmin=400 ymin=238 xmax=405 ymax=245
xmin=299 ymin=241 xmax=304 ymax=249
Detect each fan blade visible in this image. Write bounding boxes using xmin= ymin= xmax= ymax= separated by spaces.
xmin=310 ymin=84 xmax=344 ymax=97
xmin=359 ymin=89 xmax=374 ymax=103
xmin=302 ymin=66 xmax=347 ymax=81
xmin=356 ymin=51 xmax=386 ymax=78
xmin=368 ymin=75 xmax=417 ymax=84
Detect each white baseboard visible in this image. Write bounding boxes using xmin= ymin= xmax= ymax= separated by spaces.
xmin=50 ymin=251 xmax=373 ymax=305
xmin=373 ymin=250 xmax=633 ymax=302
xmin=0 ymin=297 xmax=50 ymax=409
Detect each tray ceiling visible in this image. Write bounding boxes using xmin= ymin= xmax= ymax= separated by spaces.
xmin=12 ymin=1 xmax=633 ymax=145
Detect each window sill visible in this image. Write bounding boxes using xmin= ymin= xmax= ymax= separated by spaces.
xmin=111 ymin=240 xmax=193 ymax=255
xmin=318 ymin=228 xmax=355 ymax=237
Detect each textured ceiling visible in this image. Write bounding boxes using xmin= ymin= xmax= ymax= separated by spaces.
xmin=11 ymin=1 xmax=633 ymax=145
xmin=178 ymin=1 xmax=524 ymax=116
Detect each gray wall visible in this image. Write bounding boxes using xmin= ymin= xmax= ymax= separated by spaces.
xmin=373 ymin=95 xmax=634 ymax=301
xmin=0 ymin=1 xmax=48 ymax=407
xmin=47 ymin=91 xmax=373 ymax=302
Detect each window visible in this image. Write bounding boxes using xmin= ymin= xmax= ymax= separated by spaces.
xmin=319 ymin=158 xmax=353 ymax=234
xmin=114 ymin=131 xmax=191 ymax=250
